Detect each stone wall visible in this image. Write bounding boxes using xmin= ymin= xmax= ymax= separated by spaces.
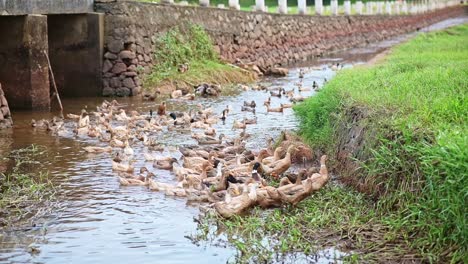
xmin=95 ymin=2 xmax=466 ymax=96
xmin=0 ymin=83 xmax=13 ymax=129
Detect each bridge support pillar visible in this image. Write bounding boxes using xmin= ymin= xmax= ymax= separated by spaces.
xmin=0 ymin=15 xmax=50 ymax=110
xmin=47 ymin=13 xmax=104 ymax=97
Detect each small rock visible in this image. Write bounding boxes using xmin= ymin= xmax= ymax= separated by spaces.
xmin=102 ymin=87 xmax=115 ymax=97
xmin=122 ymin=78 xmax=136 ymax=89
xmin=111 ymin=62 xmax=127 ymax=74
xmin=144 ymin=54 xmax=151 ymax=62
xmin=102 ymin=60 xmax=113 ymax=73
xmin=1 ymin=106 xmax=9 ymax=117
xmin=104 ymin=52 xmax=118 ymax=60
xmin=107 ymin=39 xmax=123 ymax=54
xmin=103 ymin=72 xmax=115 ymax=78
xmin=119 ymin=50 xmax=136 ymax=60
xmin=134 ymin=77 xmax=142 ymax=86
xmin=110 ymin=77 xmax=121 ymax=88
xmin=124 ymin=72 xmax=137 ymax=77
xmin=115 ymin=87 xmax=131 ymax=97
xmin=269 ymin=67 xmax=289 ymax=76
xmin=131 ymin=86 xmax=142 ymax=96
xmin=1 ymin=95 xmax=8 ymax=107
xmin=127 ymin=65 xmax=137 ymax=72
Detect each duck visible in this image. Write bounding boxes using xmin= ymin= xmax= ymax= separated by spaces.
xmin=112 ymin=160 xmax=135 ymax=173
xmin=243 ymin=100 xmax=256 ymax=108
xmin=123 ymin=140 xmax=134 ymax=156
xmin=220 ymin=109 xmax=228 ymax=122
xmin=269 ymin=88 xmax=283 ymax=98
xmin=243 ymin=117 xmax=257 ymax=125
xmin=31 ymin=119 xmax=48 ymax=128
xmin=264 ymin=102 xmax=283 ymax=113
xmin=331 ymin=63 xmax=341 ymax=71
xmin=260 ymin=145 xmax=296 ymax=178
xmin=119 ymin=173 xmax=151 ymax=186
xmin=280 ymin=103 xmax=293 ymax=109
xmin=143 ymin=88 xmax=161 ymax=101
xmin=312 ymin=81 xmax=319 ymax=90
xmin=298 ymin=69 xmax=305 ymax=78
xmin=197 ymin=134 xmax=226 ymax=145
xmin=298 ymin=86 xmax=311 ymax=92
xmin=232 ymin=119 xmax=246 ymax=130
xmin=153 ymin=157 xmax=178 ymax=170
xmin=290 ymin=94 xmax=305 ymax=103
xmin=214 ymin=183 xmax=258 ymax=218
xmin=241 ymin=106 xmax=256 ymax=114
xmin=83 ymin=146 xmax=113 ymax=153
xmin=171 ymin=90 xmax=183 ymax=99
xmin=157 ymin=101 xmax=166 ymax=116
xmin=262 ymin=146 xmax=283 ymax=165
xmin=204 ymin=126 xmax=216 ymax=136
xmin=78 ymin=110 xmax=90 ymax=128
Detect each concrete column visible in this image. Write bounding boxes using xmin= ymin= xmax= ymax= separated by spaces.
xmin=315 ymin=0 xmax=323 ymax=15
xmin=48 ymin=13 xmax=104 ymax=97
xmin=256 ymin=0 xmax=265 ymax=11
xmin=385 ymin=1 xmax=392 ymax=14
xmin=278 ymin=0 xmax=287 ymax=13
xmin=344 ymin=0 xmax=351 ymax=15
xmin=199 ymin=0 xmax=209 ymax=7
xmin=331 ymin=0 xmax=338 ymax=15
xmin=355 ymin=1 xmax=363 ymax=15
xmin=298 ymin=0 xmax=307 ymax=14
xmin=0 ymin=15 xmax=50 ymax=110
xmin=395 ymin=2 xmax=400 ymax=14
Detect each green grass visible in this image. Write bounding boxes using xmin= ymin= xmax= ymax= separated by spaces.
xmin=294 ymin=24 xmax=468 ymax=262
xmin=194 ymin=184 xmax=415 ymax=263
xmin=145 ymin=23 xmax=254 ymax=89
xmin=0 ymin=145 xmax=56 ymax=228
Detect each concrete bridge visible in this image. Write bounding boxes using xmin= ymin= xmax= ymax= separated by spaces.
xmin=0 ymin=0 xmax=464 ymax=110
xmin=0 ymin=0 xmax=103 ymax=109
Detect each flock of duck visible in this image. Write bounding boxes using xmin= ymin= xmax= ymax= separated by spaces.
xmin=31 ymin=67 xmax=333 ymax=218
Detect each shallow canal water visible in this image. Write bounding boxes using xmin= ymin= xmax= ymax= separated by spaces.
xmin=1 ymin=17 xmax=466 ymax=264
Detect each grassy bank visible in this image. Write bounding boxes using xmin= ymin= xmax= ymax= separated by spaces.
xmin=193 ymin=25 xmax=467 ymax=263
xmin=0 ymin=145 xmax=56 ymax=228
xmin=294 ymin=25 xmax=468 ymax=262
xmin=145 ymin=24 xmax=254 ymax=90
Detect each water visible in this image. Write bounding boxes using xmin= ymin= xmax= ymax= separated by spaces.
xmin=1 ymin=17 xmax=466 ymax=264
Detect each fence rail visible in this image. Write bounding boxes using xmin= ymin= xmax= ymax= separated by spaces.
xmin=155 ymin=0 xmax=461 ymax=15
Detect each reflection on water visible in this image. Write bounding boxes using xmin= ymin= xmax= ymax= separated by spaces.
xmin=0 ymin=17 xmax=465 ymax=264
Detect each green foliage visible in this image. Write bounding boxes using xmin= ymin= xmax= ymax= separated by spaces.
xmin=146 ymin=23 xmax=253 ymax=87
xmin=294 ymin=25 xmax=468 ymax=262
xmin=0 ymin=145 xmax=56 ymax=227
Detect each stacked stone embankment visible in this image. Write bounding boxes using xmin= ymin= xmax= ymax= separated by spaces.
xmin=0 ymin=83 xmax=13 ymax=128
xmin=95 ymin=2 xmax=466 ymax=96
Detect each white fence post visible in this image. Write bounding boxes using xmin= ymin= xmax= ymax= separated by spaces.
xmin=385 ymin=1 xmax=392 ymax=15
xmin=344 ymin=0 xmax=351 ymax=15
xmin=315 ymin=0 xmax=323 ymax=15
xmin=298 ymin=0 xmax=307 ymax=14
xmin=199 ymin=0 xmax=209 ymax=7
xmin=229 ymin=0 xmax=240 ymax=10
xmin=402 ymin=1 xmax=408 ymax=13
xmin=278 ymin=0 xmax=287 ymax=14
xmin=256 ymin=0 xmax=265 ymax=12
xmin=331 ymin=0 xmax=338 ymax=15
xmin=356 ymin=1 xmax=363 ymax=15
